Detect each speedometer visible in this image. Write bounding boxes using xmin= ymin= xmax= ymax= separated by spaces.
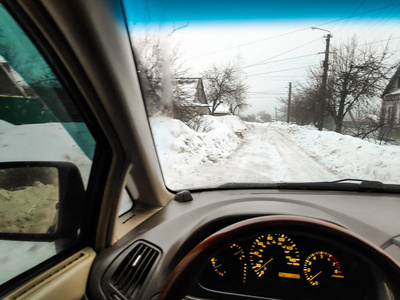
xmin=249 ymin=233 xmax=301 ymax=279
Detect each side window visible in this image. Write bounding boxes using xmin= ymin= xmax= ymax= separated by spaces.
xmin=0 ymin=4 xmax=96 ymax=285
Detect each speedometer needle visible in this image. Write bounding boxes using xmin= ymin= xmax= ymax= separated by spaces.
xmin=256 ymin=258 xmax=274 ymax=272
xmin=234 ymin=249 xmax=243 ymax=256
xmin=310 ymin=271 xmax=322 ymax=281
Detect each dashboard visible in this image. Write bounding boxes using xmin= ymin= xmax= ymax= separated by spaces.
xmin=196 ymin=231 xmax=373 ymax=299
xmin=88 ymin=190 xmax=400 ymax=300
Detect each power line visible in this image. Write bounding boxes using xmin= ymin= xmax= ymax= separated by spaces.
xmin=185 ymin=28 xmax=312 ymax=60
xmin=246 ymin=65 xmax=319 ymax=77
xmin=244 ymin=38 xmax=321 ymax=68
xmin=363 ymin=36 xmax=400 ymax=45
xmin=248 ymin=91 xmax=287 ymax=95
xmin=241 ymin=53 xmax=319 ymax=69
xmin=316 ymin=2 xmax=400 ymax=28
xmin=185 ymin=3 xmax=400 ymax=60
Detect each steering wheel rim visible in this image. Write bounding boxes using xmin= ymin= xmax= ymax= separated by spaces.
xmin=158 ymin=215 xmax=400 ymax=300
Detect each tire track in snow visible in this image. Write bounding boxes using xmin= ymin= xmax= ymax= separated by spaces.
xmin=219 ymin=123 xmax=336 ymax=182
xmin=267 ymin=126 xmax=336 ymax=181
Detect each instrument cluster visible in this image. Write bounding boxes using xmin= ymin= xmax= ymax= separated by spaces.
xmin=198 ymin=232 xmax=372 ymax=299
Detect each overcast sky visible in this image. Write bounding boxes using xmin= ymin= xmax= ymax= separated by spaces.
xmin=125 ymin=0 xmax=400 ymax=116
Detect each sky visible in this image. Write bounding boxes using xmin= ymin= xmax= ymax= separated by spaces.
xmin=123 ymin=0 xmax=400 ymax=116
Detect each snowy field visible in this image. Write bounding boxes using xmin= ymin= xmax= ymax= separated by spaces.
xmin=150 ymin=115 xmax=400 ymax=190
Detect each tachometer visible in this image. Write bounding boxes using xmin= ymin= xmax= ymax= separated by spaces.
xmin=210 ymin=243 xmax=248 ymax=283
xmin=249 ymin=233 xmax=300 ymax=279
xmin=303 ymin=251 xmax=344 ymax=286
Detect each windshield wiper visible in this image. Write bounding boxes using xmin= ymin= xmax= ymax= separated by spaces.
xmin=277 ymin=179 xmax=399 ymax=193
xmin=218 ymin=179 xmax=400 ymax=193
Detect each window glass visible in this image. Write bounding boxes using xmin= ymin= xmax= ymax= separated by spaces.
xmin=0 ymin=4 xmax=96 ymax=285
xmin=123 ymin=0 xmax=400 ymax=191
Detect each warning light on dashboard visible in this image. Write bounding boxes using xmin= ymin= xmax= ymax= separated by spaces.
xmin=278 ymin=272 xmax=300 ymax=279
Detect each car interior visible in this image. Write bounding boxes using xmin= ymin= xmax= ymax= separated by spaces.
xmin=0 ymin=1 xmax=400 ymax=300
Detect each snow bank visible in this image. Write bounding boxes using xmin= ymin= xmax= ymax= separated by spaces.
xmin=150 ymin=115 xmax=245 ymax=188
xmin=270 ymin=122 xmax=400 ymax=184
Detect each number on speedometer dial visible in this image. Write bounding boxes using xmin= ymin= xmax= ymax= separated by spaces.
xmin=249 ymin=233 xmax=300 ymax=278
xmin=303 ymin=251 xmax=344 ymax=286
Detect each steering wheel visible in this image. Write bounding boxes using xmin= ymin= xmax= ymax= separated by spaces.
xmin=159 ymin=215 xmax=400 ymax=300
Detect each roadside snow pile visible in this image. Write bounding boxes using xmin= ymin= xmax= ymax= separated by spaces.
xmin=269 ymin=122 xmax=400 ymax=184
xmin=201 ymin=115 xmax=247 ymax=133
xmin=0 ymin=121 xmax=92 ymax=183
xmin=150 ymin=115 xmax=245 ymax=165
xmin=150 ymin=115 xmax=245 ymax=187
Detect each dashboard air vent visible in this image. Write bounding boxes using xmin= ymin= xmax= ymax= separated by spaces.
xmin=111 ymin=242 xmax=160 ymax=299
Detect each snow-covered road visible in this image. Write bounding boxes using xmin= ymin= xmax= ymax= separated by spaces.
xmin=151 ymin=115 xmax=400 ymax=189
xmin=219 ymin=123 xmax=336 ymax=183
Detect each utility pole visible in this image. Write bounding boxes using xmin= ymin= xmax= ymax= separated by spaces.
xmin=318 ymin=32 xmax=331 ymax=131
xmin=287 ymin=82 xmax=292 ymax=123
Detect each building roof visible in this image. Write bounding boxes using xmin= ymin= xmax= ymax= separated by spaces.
xmin=0 ymin=57 xmax=37 ymax=98
xmin=177 ymin=78 xmax=209 ymax=107
xmin=382 ymin=64 xmax=400 ymax=98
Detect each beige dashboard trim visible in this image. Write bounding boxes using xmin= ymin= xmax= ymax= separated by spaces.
xmin=4 ymin=247 xmax=96 ymax=300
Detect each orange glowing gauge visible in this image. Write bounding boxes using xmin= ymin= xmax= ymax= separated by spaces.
xmin=210 ymin=243 xmax=248 ymax=283
xmin=303 ymin=251 xmax=344 ymax=286
xmin=249 ymin=233 xmax=300 ymax=278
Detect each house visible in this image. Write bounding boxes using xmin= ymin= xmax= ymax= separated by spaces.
xmin=0 ymin=58 xmax=80 ymax=124
xmin=381 ymin=64 xmax=400 ymax=139
xmin=176 ymin=78 xmax=210 ymax=122
xmin=382 ymin=65 xmax=400 ymax=124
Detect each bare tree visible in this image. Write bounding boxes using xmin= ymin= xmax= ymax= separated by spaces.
xmin=133 ymin=33 xmax=188 ymax=117
xmin=282 ymin=36 xmax=397 ymax=133
xmin=226 ymin=83 xmax=250 ymax=115
xmin=277 ymin=79 xmax=320 ymax=125
xmin=341 ymin=99 xmax=384 ymax=141
xmin=245 ymin=111 xmax=271 ymax=123
xmin=325 ymin=37 xmax=397 ymax=133
xmin=290 ymin=80 xmax=320 ymax=125
xmin=186 ymin=114 xmax=213 ymax=132
xmin=258 ymin=111 xmax=272 ymax=123
xmin=202 ymin=64 xmax=249 ymax=115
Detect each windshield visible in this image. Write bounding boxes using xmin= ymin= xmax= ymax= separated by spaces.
xmin=123 ymin=0 xmax=400 ymax=190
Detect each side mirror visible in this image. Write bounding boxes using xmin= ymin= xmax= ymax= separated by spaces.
xmin=0 ymin=161 xmax=85 ymax=242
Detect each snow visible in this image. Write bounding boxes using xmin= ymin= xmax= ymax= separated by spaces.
xmin=0 ymin=120 xmax=92 ymax=285
xmin=214 ymin=103 xmax=230 ymax=114
xmin=150 ymin=116 xmax=400 ymax=189
xmin=178 ymin=79 xmax=198 ymax=101
xmin=1 ymin=115 xmax=400 ymax=283
xmin=388 ymin=89 xmax=400 ymax=96
xmin=5 ymin=113 xmax=397 ymax=190
xmin=150 ymin=115 xmax=242 ymax=165
xmin=271 ymin=122 xmax=400 ymax=184
xmin=0 ymin=121 xmax=92 ymax=183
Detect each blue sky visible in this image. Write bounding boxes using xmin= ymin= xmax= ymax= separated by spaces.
xmin=124 ymin=0 xmax=400 ymax=24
